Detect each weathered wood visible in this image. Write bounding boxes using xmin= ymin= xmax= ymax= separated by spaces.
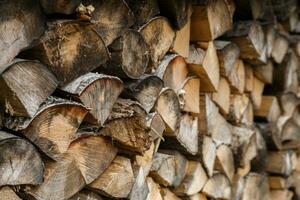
xmin=215 ymin=41 xmax=240 ymax=78
xmin=102 ymin=30 xmax=149 ymax=79
xmin=253 ymin=60 xmax=274 ymax=84
xmin=250 ymin=76 xmax=265 ymax=109
xmin=187 ymin=42 xmax=220 ymax=92
xmin=0 ymin=186 xmax=21 ymax=200
xmin=212 ymin=78 xmax=231 ymax=114
xmin=280 ymin=119 xmax=300 ymax=150
xmin=278 ymin=92 xmax=300 ymax=117
xmin=21 ymin=21 xmax=109 ymax=85
xmin=251 ymin=128 xmax=268 ymax=172
xmin=40 ymin=0 xmax=81 ymax=14
xmin=187 ymin=193 xmax=208 ymax=200
xmin=155 ymin=88 xmax=181 ymax=134
xmin=146 ymin=177 xmax=163 ymax=200
xmin=241 ymin=101 xmax=254 ymax=126
xmin=266 ymin=151 xmax=294 ymax=176
xmin=147 ymin=112 xmax=166 ymax=140
xmin=69 ymin=190 xmax=103 ymax=200
xmin=191 ymin=0 xmax=232 ymax=41
xmin=179 ymin=76 xmax=200 ymax=114
xmin=0 ymin=0 xmax=45 ymax=67
xmin=0 ymin=131 xmax=43 ymax=186
xmin=270 ymin=190 xmax=293 ymax=200
xmin=157 ymin=0 xmax=191 ymax=29
xmin=90 ymin=0 xmax=134 ymax=46
xmin=139 ymin=17 xmax=176 ymax=70
xmin=228 ymin=94 xmax=250 ymax=123
xmin=244 ymin=64 xmax=254 ymax=93
xmin=268 ymin=176 xmax=292 ymax=189
xmin=174 ymin=161 xmax=208 ymax=196
xmin=99 ymin=99 xmax=152 ymax=154
xmin=0 ymin=59 xmax=58 ymax=117
xmin=228 ymin=59 xmax=246 ymax=94
xmin=257 ymin=123 xmax=281 ymax=150
xmin=202 ymin=173 xmax=231 ymax=200
xmin=60 ymin=73 xmax=123 ymax=126
xmin=125 ymin=0 xmax=159 ymax=28
xmin=160 ymin=188 xmax=181 ymax=200
xmin=241 ymin=173 xmax=270 ymax=200
xmin=271 ymin=34 xmax=289 ymax=64
xmin=155 ymin=54 xmax=189 ymax=91
xmin=5 ymin=97 xmax=88 ymax=160
xmin=201 ymin=136 xmax=216 ymax=177
xmin=215 ymin=145 xmax=235 ymax=181
xmin=255 ymin=96 xmax=281 ymax=122
xmin=88 ymin=156 xmax=134 ymax=198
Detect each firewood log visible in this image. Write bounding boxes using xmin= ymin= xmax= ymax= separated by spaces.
xmin=187 ymin=42 xmax=220 ymax=92
xmin=146 ymin=177 xmax=163 ymax=200
xmin=60 ymin=73 xmax=123 ymax=126
xmin=101 ymin=30 xmax=149 ymax=79
xmin=227 ymin=60 xmax=245 ymax=95
xmin=40 ymin=0 xmax=81 ymax=14
xmin=157 ymin=0 xmax=191 ymax=29
xmin=212 ymin=78 xmax=231 ymax=114
xmin=21 ymin=21 xmax=109 ymax=85
xmin=215 ymin=41 xmax=240 ymax=78
xmin=162 ymin=113 xmax=198 ymax=155
xmin=147 ymin=112 xmax=166 ymax=141
xmin=250 ymin=76 xmax=265 ymax=109
xmin=5 ymin=97 xmax=88 ymax=160
xmin=179 ymin=76 xmax=200 ymax=114
xmin=90 ymin=0 xmax=134 ymax=46
xmin=215 ymin=145 xmax=235 ymax=181
xmin=200 ymin=136 xmax=217 ymax=177
xmin=266 ymin=151 xmax=294 ymax=176
xmin=186 ymin=193 xmax=207 ymax=200
xmin=0 ymin=59 xmax=58 ymax=117
xmin=268 ymin=176 xmax=292 ymax=189
xmin=160 ymin=188 xmax=181 ymax=200
xmin=228 ymin=94 xmax=250 ymax=123
xmin=69 ymin=190 xmax=103 ymax=200
xmin=0 ymin=186 xmax=21 ymax=200
xmin=278 ymin=92 xmax=300 ymax=117
xmin=225 ymin=21 xmax=265 ymax=64
xmin=202 ymin=173 xmax=231 ymax=200
xmin=253 ymin=60 xmax=274 ymax=84
xmin=174 ymin=161 xmax=208 ymax=196
xmin=155 ymin=88 xmax=181 ymax=134
xmin=0 ymin=131 xmax=43 ymax=186
xmin=271 ymin=34 xmax=289 ymax=64
xmin=88 ymin=156 xmax=134 ymax=198
xmin=244 ymin=64 xmax=254 ymax=93
xmin=241 ymin=173 xmax=270 ymax=200
xmin=257 ymin=123 xmax=282 ymax=150
xmin=265 ymin=25 xmax=276 ymax=58
xmin=270 ymin=190 xmax=293 ymax=200
xmin=191 ymin=0 xmax=232 ymax=41
xmin=99 ymin=99 xmax=152 ymax=154
xmin=155 ymin=54 xmax=189 ymax=91
xmin=251 ymin=128 xmax=268 ymax=172
xmin=280 ymin=119 xmax=300 ymax=150
xmin=0 ymin=0 xmax=45 ymax=67
xmin=139 ymin=17 xmax=176 ymax=70
xmin=240 ymin=101 xmax=254 ymax=126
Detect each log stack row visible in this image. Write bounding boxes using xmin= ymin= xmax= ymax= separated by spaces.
xmin=1 ymin=0 xmax=300 ymax=199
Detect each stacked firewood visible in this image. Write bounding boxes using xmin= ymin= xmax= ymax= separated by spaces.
xmin=1 ymin=0 xmax=300 ymax=199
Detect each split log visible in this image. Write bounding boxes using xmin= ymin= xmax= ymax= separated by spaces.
xmin=5 ymin=97 xmax=88 ymax=160
xmin=147 ymin=112 xmax=166 ymax=141
xmin=60 ymin=73 xmax=123 ymax=126
xmin=215 ymin=145 xmax=235 ymax=181
xmin=162 ymin=113 xmax=198 ymax=155
xmin=268 ymin=176 xmax=292 ymax=189
xmin=99 ymin=99 xmax=152 ymax=154
xmin=69 ymin=190 xmax=103 ymax=200
xmin=191 ymin=0 xmax=232 ymax=41
xmin=212 ymin=78 xmax=231 ymax=114
xmin=139 ymin=17 xmax=176 ymax=70
xmin=266 ymin=151 xmax=294 ymax=176
xmin=123 ymin=75 xmax=163 ymax=113
xmin=150 ymin=152 xmax=176 ymax=187
xmin=200 ymin=136 xmax=217 ymax=177
xmin=225 ymin=21 xmax=265 ymax=64
xmin=250 ymin=128 xmax=268 ymax=172
xmin=178 ymin=76 xmax=200 ymax=114
xmin=215 ymin=41 xmax=240 ymax=78
xmin=171 ymin=5 xmax=192 ymax=58
xmin=240 ymin=101 xmax=254 ymax=126
xmin=244 ymin=64 xmax=254 ymax=93
xmin=231 ymin=126 xmax=257 ymax=176
xmin=101 ymin=30 xmax=149 ymax=79
xmin=125 ymin=0 xmax=159 ymax=28
xmin=254 ymin=96 xmax=281 ymax=122
xmin=90 ymin=0 xmax=134 ymax=46
xmin=228 ymin=94 xmax=250 ymax=124
xmin=174 ymin=161 xmax=208 ymax=196
xmin=0 ymin=0 xmax=45 ymax=67
xmin=250 ymin=76 xmax=265 ymax=109
xmin=187 ymin=42 xmax=220 ymax=92
xmin=40 ymin=0 xmax=81 ymax=14
xmin=0 ymin=186 xmax=21 ymax=200
xmin=257 ymin=123 xmax=281 ymax=150
xmin=160 ymin=188 xmax=180 ymax=200
xmin=0 ymin=131 xmax=43 ymax=186
xmin=0 ymin=59 xmax=58 ymax=117
xmin=202 ymin=173 xmax=231 ymax=200
xmin=155 ymin=54 xmax=189 ymax=91
xmin=241 ymin=173 xmax=270 ymax=200
xmin=228 ymin=59 xmax=245 ymax=94
xmin=88 ymin=156 xmax=134 ymax=198
xmin=146 ymin=177 xmax=163 ymax=200
xmin=265 ymin=25 xmax=276 ymax=58
xmin=270 ymin=190 xmax=293 ymax=200
xmin=280 ymin=119 xmax=300 ymax=150
xmin=253 ymin=60 xmax=274 ymax=84
xmin=155 ymin=88 xmax=181 ymax=134
xmin=187 ymin=193 xmax=208 ymax=200
xmin=157 ymin=0 xmax=191 ymax=29
xmin=271 ymin=34 xmax=289 ymax=64
xmin=278 ymin=92 xmax=300 ymax=117
xmin=21 ymin=21 xmax=109 ymax=85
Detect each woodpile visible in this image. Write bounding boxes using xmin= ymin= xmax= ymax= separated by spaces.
xmin=2 ymin=0 xmax=300 ymax=200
